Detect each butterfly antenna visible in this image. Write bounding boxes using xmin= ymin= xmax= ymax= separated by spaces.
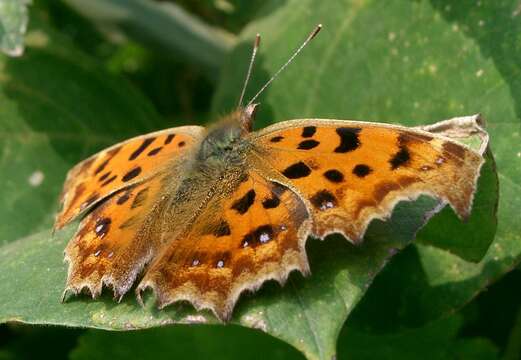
xmin=247 ymin=24 xmax=322 ymax=106
xmin=238 ymin=34 xmax=261 ymax=107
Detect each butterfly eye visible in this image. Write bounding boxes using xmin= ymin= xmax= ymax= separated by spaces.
xmin=239 ymin=104 xmax=258 ymax=132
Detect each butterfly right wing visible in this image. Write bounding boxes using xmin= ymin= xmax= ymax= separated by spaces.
xmin=55 ymin=126 xmax=204 ymax=230
xmin=250 ymin=118 xmax=485 ymax=243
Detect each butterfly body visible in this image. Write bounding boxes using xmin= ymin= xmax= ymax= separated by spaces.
xmin=56 ymin=104 xmax=486 ymax=321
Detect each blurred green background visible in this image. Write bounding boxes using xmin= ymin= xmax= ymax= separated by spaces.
xmin=1 ymin=0 xmax=520 ymax=359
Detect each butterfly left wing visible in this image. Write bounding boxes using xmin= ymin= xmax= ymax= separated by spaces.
xmin=250 ymin=119 xmax=485 ymax=243
xmin=55 ymin=126 xmax=204 ymax=229
xmin=63 ymin=174 xmax=172 ymax=299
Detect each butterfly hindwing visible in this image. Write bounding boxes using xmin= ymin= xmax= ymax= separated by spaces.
xmin=251 ymin=119 xmax=484 ymax=242
xmin=63 ymin=173 xmax=174 ymax=299
xmin=137 ymin=169 xmax=311 ymax=320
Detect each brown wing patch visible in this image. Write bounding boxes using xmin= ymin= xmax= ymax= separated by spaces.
xmin=253 ymin=120 xmax=484 ymax=243
xmin=136 ymin=170 xmax=311 ymax=321
xmin=63 ymin=175 xmax=170 ymax=300
xmin=55 ymin=127 xmax=203 ymax=230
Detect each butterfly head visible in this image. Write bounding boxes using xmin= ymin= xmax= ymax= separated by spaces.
xmin=198 ymin=104 xmax=258 ymax=162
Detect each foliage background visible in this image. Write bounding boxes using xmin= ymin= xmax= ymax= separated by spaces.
xmin=0 ymin=1 xmax=520 ymax=359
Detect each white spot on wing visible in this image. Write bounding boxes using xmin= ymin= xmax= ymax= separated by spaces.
xmin=259 ymin=232 xmax=270 ymax=243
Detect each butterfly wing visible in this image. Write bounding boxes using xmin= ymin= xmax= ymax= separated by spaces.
xmin=137 ymin=168 xmax=311 ymax=321
xmin=55 ymin=126 xmax=204 ymax=229
xmin=63 ymin=174 xmax=171 ymax=299
xmin=250 ymin=119 xmax=485 ymax=243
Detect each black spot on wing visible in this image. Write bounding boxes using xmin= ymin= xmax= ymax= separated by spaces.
xmin=93 ymin=146 xmax=121 ymax=175
xmin=164 ymin=134 xmax=176 ymax=145
xmin=282 ymin=162 xmax=311 ymax=179
xmin=94 ymin=159 xmax=109 ymax=175
xmin=231 ymin=189 xmax=256 ymax=215
xmin=270 ymin=136 xmax=284 ymax=143
xmin=390 ymin=146 xmax=410 ymax=169
xmin=297 ymin=139 xmax=320 ymax=150
xmin=101 ymin=175 xmax=117 ymax=187
xmin=334 ymin=127 xmax=361 ymax=153
xmin=99 ymin=172 xmax=111 ymax=182
xmin=353 ymin=164 xmax=372 ymax=178
xmin=241 ymin=225 xmax=274 ymax=248
xmin=117 ymin=190 xmax=132 ymax=205
xmin=122 ymin=167 xmax=142 ymax=182
xmin=323 ymin=169 xmax=344 ymax=183
xmin=147 ymin=147 xmax=163 ymax=156
xmin=310 ymin=190 xmax=337 ymax=211
xmin=213 ymin=219 xmax=231 ymax=237
xmin=301 ymin=126 xmax=316 ymax=138
xmin=129 ymin=137 xmax=155 ymax=160
xmin=94 ymin=217 xmax=111 ymax=238
xmin=262 ymin=193 xmax=280 ymax=209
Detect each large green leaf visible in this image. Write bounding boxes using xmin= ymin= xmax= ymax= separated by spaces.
xmin=0 ymin=0 xmax=30 ymax=57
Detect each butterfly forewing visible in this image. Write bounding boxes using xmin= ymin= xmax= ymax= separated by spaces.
xmin=55 ymin=126 xmax=204 ymax=229
xmin=251 ymin=119 xmax=484 ymax=242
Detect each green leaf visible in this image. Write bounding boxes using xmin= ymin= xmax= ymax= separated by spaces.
xmin=337 ymin=314 xmax=498 ymax=360
xmin=0 ymin=18 xmax=165 ymax=244
xmin=70 ymin=325 xmax=303 ymax=360
xmin=0 ymin=0 xmax=30 ymax=57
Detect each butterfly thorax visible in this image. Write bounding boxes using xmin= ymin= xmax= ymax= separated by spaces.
xmin=162 ymin=108 xmax=257 ymax=240
xmin=197 ymin=107 xmax=255 ymax=166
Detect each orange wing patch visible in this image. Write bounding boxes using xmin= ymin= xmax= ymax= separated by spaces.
xmin=55 ymin=126 xmax=203 ymax=229
xmin=252 ymin=120 xmax=484 ymax=243
xmin=63 ymin=174 xmax=170 ymax=300
xmin=137 ymin=170 xmax=310 ymax=321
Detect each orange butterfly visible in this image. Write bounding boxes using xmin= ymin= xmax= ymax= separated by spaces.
xmin=56 ymin=25 xmax=486 ymax=321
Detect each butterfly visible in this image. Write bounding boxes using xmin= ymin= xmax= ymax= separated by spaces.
xmin=55 ymin=25 xmax=486 ymax=321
